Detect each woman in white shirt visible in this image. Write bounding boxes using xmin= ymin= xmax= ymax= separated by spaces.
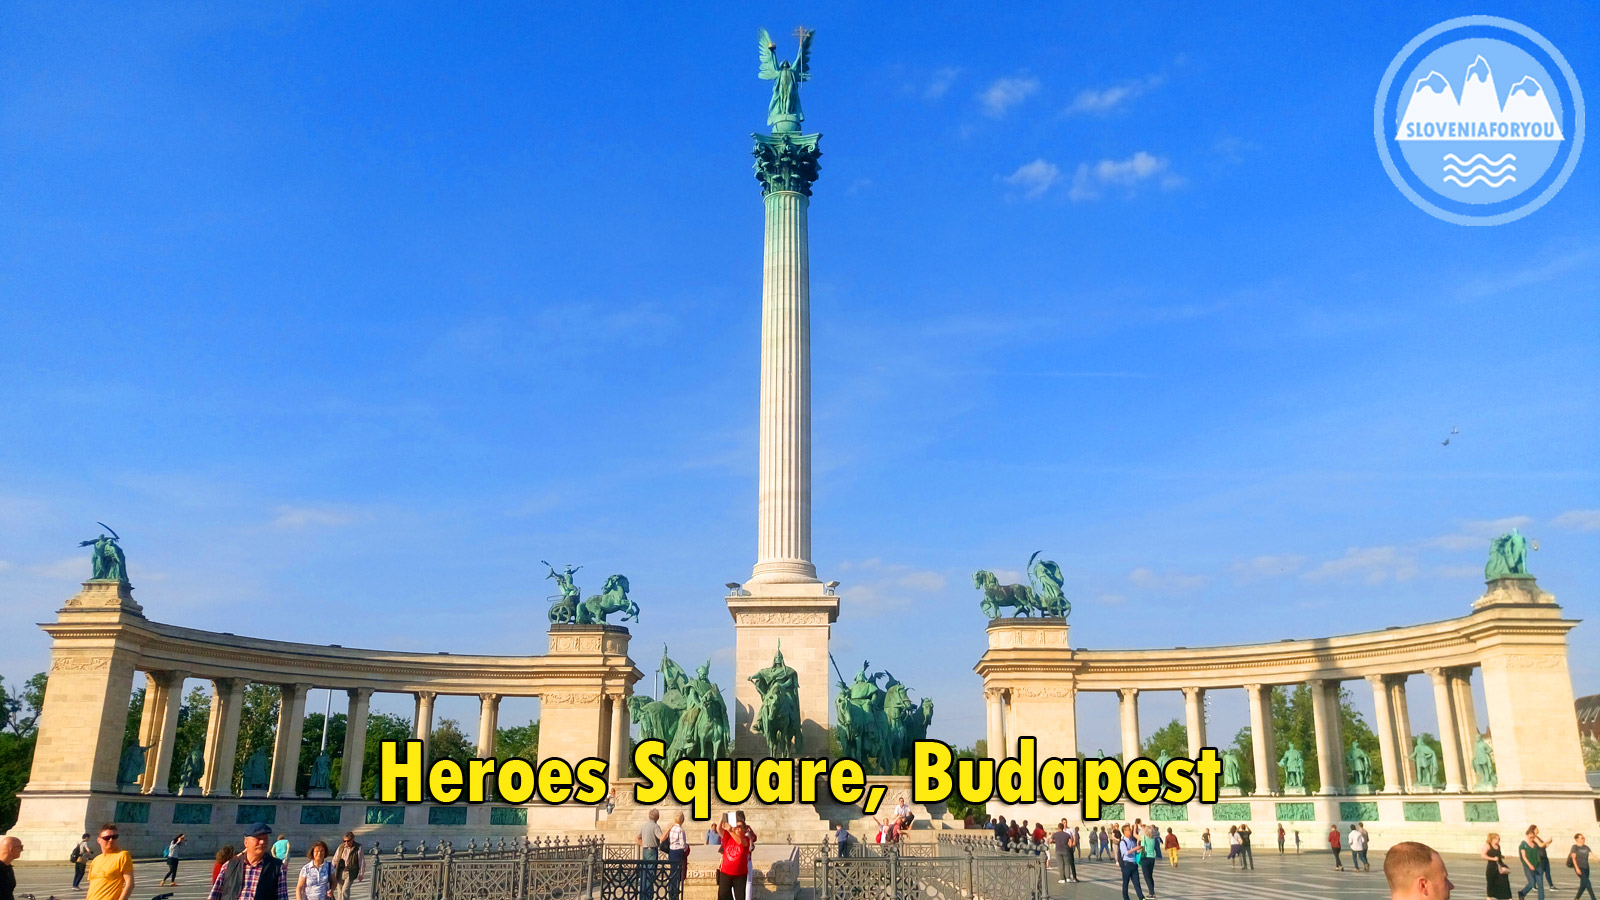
xmin=298 ymin=841 xmax=335 ymax=900
xmin=666 ymin=813 xmax=689 ymax=900
xmin=1228 ymin=827 xmax=1244 ymax=869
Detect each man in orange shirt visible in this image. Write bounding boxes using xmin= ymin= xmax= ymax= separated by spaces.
xmin=86 ymin=825 xmax=134 ymax=900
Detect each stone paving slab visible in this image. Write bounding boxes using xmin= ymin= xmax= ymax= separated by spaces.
xmin=7 ymin=859 xmax=372 ymax=900
xmin=1040 ymin=848 xmax=1484 ymax=899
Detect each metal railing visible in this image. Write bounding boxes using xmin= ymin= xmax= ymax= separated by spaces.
xmin=371 ymin=836 xmax=602 ymax=900
xmin=817 ymin=850 xmax=1047 ymax=900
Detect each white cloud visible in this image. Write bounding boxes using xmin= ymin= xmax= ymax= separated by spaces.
xmin=1551 ymin=509 xmax=1600 ymax=532
xmin=271 ymin=505 xmax=370 ymax=529
xmin=980 ymin=76 xmax=1039 ymax=118
xmin=1128 ymin=567 xmax=1208 ymax=593
xmin=1066 ymin=73 xmax=1165 ymax=114
xmin=1001 ymin=159 xmax=1061 ymax=199
xmin=1069 ymin=152 xmax=1183 ymax=202
xmin=1425 ymin=515 xmax=1533 ymax=550
xmin=1093 ymin=593 xmax=1126 ymax=606
xmin=837 ymin=559 xmax=948 ymax=615
xmin=1303 ymin=546 xmax=1420 ymax=585
xmin=925 ymin=67 xmax=960 ymax=99
xmin=1230 ymin=554 xmax=1307 ymax=583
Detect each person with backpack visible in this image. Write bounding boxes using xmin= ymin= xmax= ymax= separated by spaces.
xmin=715 ymin=812 xmax=754 ymax=900
xmin=160 ymin=834 xmax=186 ymax=886
xmin=71 ymin=833 xmax=94 ymax=889
xmin=1116 ymin=825 xmax=1146 ymax=900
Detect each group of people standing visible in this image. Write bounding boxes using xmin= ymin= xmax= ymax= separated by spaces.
xmin=1484 ymin=826 xmax=1594 ymax=900
xmin=637 ymin=807 xmax=758 ymax=900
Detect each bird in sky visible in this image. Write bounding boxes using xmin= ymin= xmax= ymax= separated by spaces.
xmin=1442 ymin=438 xmax=1450 ymax=446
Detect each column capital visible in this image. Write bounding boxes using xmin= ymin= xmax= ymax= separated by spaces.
xmin=477 ymin=692 xmax=500 ymax=705
xmin=753 ymin=132 xmax=822 ymax=197
xmin=346 ymin=687 xmax=373 ymax=702
xmin=1365 ymin=673 xmax=1389 ymax=687
xmin=1181 ymin=686 xmax=1204 ymax=700
xmin=1307 ymin=677 xmax=1326 ymax=688
xmin=1424 ymin=667 xmax=1447 ymax=681
xmin=415 ymin=690 xmax=437 ymax=702
xmin=1244 ymin=683 xmax=1263 ymax=692
xmin=1118 ymin=687 xmax=1139 ymax=701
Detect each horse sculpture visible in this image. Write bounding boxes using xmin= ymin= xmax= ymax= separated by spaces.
xmin=973 ymin=570 xmax=1040 ymax=618
xmin=578 ymin=574 xmax=639 ymax=625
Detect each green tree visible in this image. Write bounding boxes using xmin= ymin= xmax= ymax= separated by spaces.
xmin=1226 ymin=685 xmax=1385 ymax=793
xmin=1581 ymin=735 xmax=1600 ymax=772
xmin=429 ymin=719 xmax=475 ymax=766
xmin=944 ymin=742 xmax=987 ymax=822
xmin=122 ymin=686 xmax=146 ymax=751
xmin=0 ymin=672 xmax=48 ymax=830
xmin=1143 ymin=719 xmax=1188 ymax=762
xmin=297 ymin=712 xmax=347 ymax=795
xmin=1229 ymin=726 xmax=1257 ymax=794
xmin=232 ymin=684 xmax=281 ymax=794
xmin=167 ymin=685 xmax=212 ymax=793
xmin=496 ymin=721 xmax=539 ymax=760
xmin=360 ymin=713 xmax=414 ymax=800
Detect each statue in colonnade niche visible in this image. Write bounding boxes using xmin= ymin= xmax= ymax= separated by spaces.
xmin=1411 ymin=735 xmax=1440 ymax=787
xmin=242 ymin=747 xmax=271 ymax=791
xmin=117 ymin=743 xmax=147 ymax=786
xmin=1278 ymin=743 xmax=1306 ymax=789
xmin=1485 ymin=529 xmax=1530 ymax=579
xmin=1472 ymin=734 xmax=1497 ymax=787
xmin=1347 ymin=742 xmax=1373 ymax=786
xmin=309 ymin=752 xmax=332 ymax=791
xmin=78 ymin=523 xmax=128 ymax=582
xmin=750 ymin=644 xmax=801 ymax=759
xmin=1222 ymin=750 xmax=1242 ymax=788
xmin=179 ymin=745 xmax=204 ymax=789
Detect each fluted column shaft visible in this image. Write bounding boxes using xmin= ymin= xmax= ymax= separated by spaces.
xmin=985 ymin=690 xmax=1003 ymax=761
xmin=1368 ymin=675 xmax=1402 ymax=793
xmin=476 ymin=693 xmax=500 ymax=759
xmin=1450 ymin=670 xmax=1480 ymax=787
xmin=340 ymin=689 xmax=372 ymax=798
xmin=202 ymin=678 xmax=243 ymax=796
xmin=135 ymin=672 xmax=167 ymax=792
xmin=1118 ymin=688 xmax=1141 ymax=761
xmin=1247 ymin=684 xmax=1279 ymax=794
xmin=1182 ymin=687 xmax=1206 ymax=758
xmin=751 ymin=189 xmax=817 ymax=584
xmin=1391 ymin=679 xmax=1416 ymax=789
xmin=1310 ymin=679 xmax=1340 ymax=793
xmin=1428 ymin=668 xmax=1465 ymax=791
xmin=270 ymin=684 xmax=309 ymax=798
xmin=146 ymin=671 xmax=187 ymax=794
xmin=608 ymin=694 xmax=629 ymax=770
xmin=413 ymin=691 xmax=436 ymax=764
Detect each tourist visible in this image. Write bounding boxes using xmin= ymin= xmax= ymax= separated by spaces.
xmin=1165 ymin=828 xmax=1179 ymax=867
xmin=296 ymin=841 xmax=334 ymax=900
xmin=715 ymin=812 xmax=753 ymax=900
xmin=331 ymin=833 xmax=362 ymax=900
xmin=0 ymin=835 xmax=22 ymax=900
xmin=743 ymin=814 xmax=761 ymax=900
xmin=1032 ymin=821 xmax=1047 ymax=846
xmin=207 ymin=823 xmax=289 ymax=900
xmin=638 ymin=808 xmax=663 ymax=897
xmin=894 ymin=794 xmax=914 ymax=832
xmin=72 ymin=832 xmax=94 ymax=890
xmin=1330 ymin=824 xmax=1345 ymax=871
xmin=162 ymin=833 xmax=186 ymax=885
xmin=1519 ymin=825 xmax=1548 ymax=900
xmin=213 ymin=846 xmax=237 ymax=887
xmin=707 ymin=825 xmax=721 ymax=847
xmin=1279 ymin=823 xmax=1287 ymax=855
xmin=834 ymin=823 xmax=852 ymax=859
xmin=1240 ymin=824 xmax=1256 ymax=869
xmin=992 ymin=815 xmax=1008 ymax=850
xmin=1228 ymin=826 xmax=1242 ymax=868
xmin=1484 ymin=833 xmax=1513 ymax=900
xmin=88 ymin=824 xmax=133 ymax=900
xmin=1296 ymin=830 xmax=1302 ymax=854
xmin=1050 ymin=821 xmax=1075 ymax=883
xmin=666 ymin=813 xmax=688 ymax=900
xmin=1538 ymin=830 xmax=1557 ymax=890
xmin=272 ymin=834 xmax=291 ymax=868
xmin=1201 ymin=828 xmax=1212 ymax=860
xmin=1571 ymin=834 xmax=1594 ymax=900
xmin=1384 ymin=840 xmax=1455 ymax=900
xmin=1360 ymin=823 xmax=1373 ymax=871
xmin=1068 ymin=825 xmax=1081 ymax=879
xmin=1140 ymin=825 xmax=1159 ymax=896
xmin=1118 ymin=825 xmax=1146 ymax=900
xmin=1351 ymin=822 xmax=1370 ymax=872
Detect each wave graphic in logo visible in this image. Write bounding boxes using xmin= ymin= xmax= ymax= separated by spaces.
xmin=1442 ymin=152 xmax=1516 ymax=188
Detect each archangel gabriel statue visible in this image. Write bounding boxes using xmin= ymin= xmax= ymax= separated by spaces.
xmin=758 ymin=27 xmax=814 ymax=133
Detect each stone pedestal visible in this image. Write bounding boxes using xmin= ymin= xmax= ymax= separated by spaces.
xmin=1349 ymin=785 xmax=1372 ymax=795
xmin=541 ymin=626 xmax=636 ymax=773
xmin=728 ymin=587 xmax=838 ymax=759
xmin=975 ymin=619 xmax=1074 ymax=765
xmin=305 ymin=788 xmax=332 ymax=799
xmin=1282 ymin=786 xmax=1308 ymax=795
xmin=1221 ymin=787 xmax=1243 ymax=797
xmin=241 ymin=789 xmax=268 ymax=798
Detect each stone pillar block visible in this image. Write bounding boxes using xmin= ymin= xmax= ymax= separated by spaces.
xmin=728 ymin=588 xmax=837 ymax=758
xmin=271 ymin=683 xmax=309 ymax=798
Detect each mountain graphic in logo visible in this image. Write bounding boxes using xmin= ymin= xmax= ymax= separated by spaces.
xmin=1398 ymin=55 xmax=1563 ymax=141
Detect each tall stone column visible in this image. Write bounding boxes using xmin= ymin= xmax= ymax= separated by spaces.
xmin=1390 ymin=679 xmax=1416 ymax=789
xmin=1367 ymin=675 xmax=1402 ymax=793
xmin=340 ymin=689 xmax=372 ymax=798
xmin=1309 ymin=679 xmax=1340 ymax=794
xmin=608 ymin=694 xmax=629 ymax=770
xmin=270 ymin=683 xmax=309 ymax=798
xmin=413 ymin=691 xmax=436 ymax=763
xmin=1182 ymin=687 xmax=1206 ymax=758
xmin=136 ymin=672 xmax=168 ymax=793
xmin=1247 ymin=684 xmax=1279 ymax=794
xmin=1427 ymin=668 xmax=1465 ymax=791
xmin=203 ymin=678 xmax=244 ymax=796
xmin=1117 ymin=688 xmax=1141 ymax=761
xmin=984 ymin=689 xmax=1004 ymax=761
xmin=1449 ymin=669 xmax=1480 ymax=788
xmin=476 ymin=693 xmax=500 ymax=759
xmin=146 ymin=671 xmax=187 ymax=795
xmin=730 ymin=129 xmax=836 ymax=760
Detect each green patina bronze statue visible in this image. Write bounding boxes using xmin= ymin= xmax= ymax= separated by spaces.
xmin=757 ymin=28 xmax=813 ymax=133
xmin=79 ymin=523 xmax=128 ymax=582
xmin=180 ymin=745 xmax=205 ymax=790
xmin=1472 ymin=734 xmax=1497 ymax=788
xmin=242 ymin=747 xmax=271 ymax=791
xmin=976 ymin=554 xmax=1071 ymax=619
xmin=666 ymin=660 xmax=731 ymax=764
xmin=309 ymin=752 xmax=332 ymax=791
xmin=1412 ymin=735 xmax=1440 ymax=787
xmin=1222 ymin=749 xmax=1242 ymax=788
xmin=544 ymin=561 xmax=583 ymax=624
xmin=1278 ymin=743 xmax=1306 ymax=789
xmin=833 ymin=656 xmax=890 ymax=772
xmin=579 ymin=574 xmax=639 ymax=625
xmin=1347 ymin=741 xmax=1373 ymax=786
xmin=117 ymin=743 xmax=146 ymax=786
xmin=751 ymin=644 xmax=801 ymax=758
xmin=1028 ymin=552 xmax=1072 ymax=617
xmin=1485 ymin=529 xmax=1531 ymax=580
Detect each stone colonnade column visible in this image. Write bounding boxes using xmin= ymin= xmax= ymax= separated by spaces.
xmin=1450 ymin=669 xmax=1480 ymax=787
xmin=135 ymin=672 xmax=167 ymax=793
xmin=985 ymin=689 xmax=1004 ymax=761
xmin=608 ymin=694 xmax=629 ymax=769
xmin=1427 ymin=668 xmax=1465 ymax=791
xmin=1309 ymin=678 xmax=1341 ymax=793
xmin=146 ymin=671 xmax=187 ymax=794
xmin=477 ymin=693 xmax=501 ymax=759
xmin=1117 ymin=688 xmax=1140 ymax=761
xmin=1182 ymin=687 xmax=1206 ymax=759
xmin=1367 ymin=675 xmax=1402 ymax=793
xmin=270 ymin=683 xmax=309 ymax=798
xmin=341 ymin=689 xmax=372 ymax=798
xmin=1390 ymin=679 xmax=1416 ymax=789
xmin=203 ymin=678 xmax=244 ymax=796
xmin=1247 ymin=684 xmax=1279 ymax=794
xmin=413 ymin=691 xmax=436 ymax=763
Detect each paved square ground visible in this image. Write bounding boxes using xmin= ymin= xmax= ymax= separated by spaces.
xmin=7 ymin=859 xmax=372 ymax=900
xmin=1043 ymin=847 xmax=1487 ymax=900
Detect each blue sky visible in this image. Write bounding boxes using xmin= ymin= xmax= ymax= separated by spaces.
xmin=2 ymin=2 xmax=1596 ymax=752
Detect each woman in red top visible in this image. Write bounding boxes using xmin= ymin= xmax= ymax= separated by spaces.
xmin=1032 ymin=824 xmax=1047 ymax=845
xmin=716 ymin=813 xmax=753 ymax=900
xmin=1328 ymin=826 xmax=1344 ymax=871
xmin=211 ymin=845 xmax=235 ymax=887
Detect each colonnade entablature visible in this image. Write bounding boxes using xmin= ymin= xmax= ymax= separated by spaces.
xmin=22 ymin=579 xmax=642 ymax=820
xmin=977 ymin=576 xmax=1591 ymax=803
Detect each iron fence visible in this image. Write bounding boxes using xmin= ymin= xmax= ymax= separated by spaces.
xmin=817 ymin=851 xmax=1046 ymax=900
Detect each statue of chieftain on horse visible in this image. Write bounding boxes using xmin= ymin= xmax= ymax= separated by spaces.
xmin=973 ymin=551 xmax=1070 ymax=619
xmin=544 ymin=561 xmax=640 ymax=625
